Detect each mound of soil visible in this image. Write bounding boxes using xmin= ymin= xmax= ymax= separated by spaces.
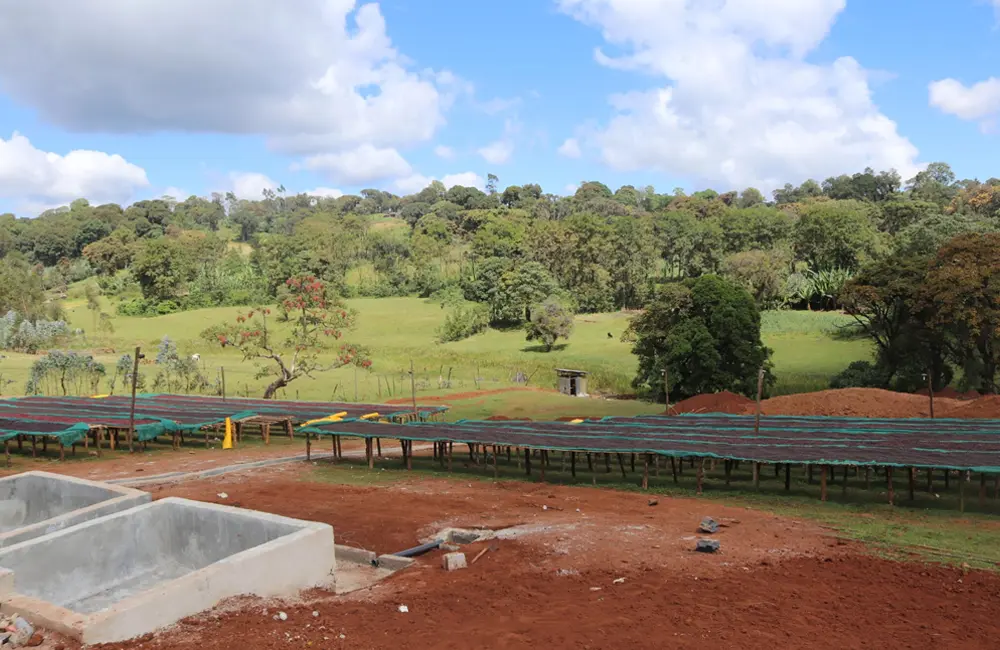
xmin=668 ymin=391 xmax=754 ymax=415
xmin=917 ymin=387 xmax=980 ymax=401
xmin=484 ymin=415 xmax=533 ymax=421
xmin=750 ymin=388 xmax=958 ymax=418
xmin=938 ymin=395 xmax=1000 ymax=419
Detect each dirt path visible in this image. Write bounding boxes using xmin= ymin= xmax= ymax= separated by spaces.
xmin=83 ymin=465 xmax=1000 ymax=650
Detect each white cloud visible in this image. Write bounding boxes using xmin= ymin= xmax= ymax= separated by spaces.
xmin=307 ymin=187 xmax=344 ymax=199
xmin=161 ymin=187 xmax=190 ymax=201
xmin=299 ymin=144 xmax=413 ymax=185
xmin=556 ymin=0 xmax=921 ymax=191
xmin=558 ymin=138 xmax=582 ymax=159
xmin=434 ymin=145 xmax=456 ymax=160
xmin=929 ymin=77 xmax=1000 ymax=126
xmin=393 ymin=174 xmax=434 ymax=195
xmin=0 ymin=132 xmax=149 ymax=212
xmin=0 ymin=1 xmax=451 ymax=157
xmin=564 ymin=183 xmax=580 ymax=196
xmin=441 ymin=172 xmax=485 ymax=190
xmin=228 ymin=172 xmax=277 ymax=200
xmin=478 ymin=140 xmax=514 ymax=165
xmin=476 ymin=97 xmax=522 ymax=115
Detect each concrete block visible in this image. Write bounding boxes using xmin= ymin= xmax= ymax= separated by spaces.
xmin=0 ymin=497 xmax=335 ymax=644
xmin=375 ymin=554 xmax=414 ymax=571
xmin=0 ymin=471 xmax=149 ymax=548
xmin=335 ymin=544 xmax=377 ymax=566
xmin=442 ymin=552 xmax=467 ymax=571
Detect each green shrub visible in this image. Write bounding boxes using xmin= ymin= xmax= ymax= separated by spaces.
xmin=829 ymin=360 xmax=886 ymax=389
xmin=436 ymin=303 xmax=490 ymax=343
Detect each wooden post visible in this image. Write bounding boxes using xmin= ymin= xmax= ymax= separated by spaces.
xmin=59 ymin=442 xmax=65 ymax=462
xmin=664 ymin=365 xmax=670 ymax=414
xmin=725 ymin=460 xmax=732 ymax=486
xmin=220 ymin=366 xmax=226 ymax=400
xmin=493 ymin=445 xmax=498 ymax=479
xmin=366 ymin=439 xmax=373 ymax=469
xmin=305 ymin=430 xmax=311 ymax=461
xmin=927 ymin=468 xmax=933 ymax=493
xmin=820 ymin=466 xmax=827 ymax=502
xmin=570 ymin=451 xmax=576 ymax=478
xmin=406 ymin=440 xmax=412 ymax=470
xmin=540 ymin=451 xmax=546 ymax=482
xmin=842 ymin=466 xmax=849 ymax=497
xmin=617 ymin=454 xmax=627 ymax=479
xmin=960 ymin=471 xmax=966 ymax=513
xmin=377 ymin=439 xmax=382 ymax=457
xmin=410 ymin=359 xmax=417 ymax=414
xmin=753 ymin=462 xmax=760 ymax=490
xmin=447 ymin=443 xmax=453 ymax=471
xmin=263 ymin=423 xmax=271 ymax=445
xmin=524 ymin=447 xmax=531 ymax=476
xmin=696 ymin=458 xmax=704 ymax=495
xmin=784 ymin=464 xmax=790 ymax=491
xmin=980 ymin=472 xmax=987 ymax=508
xmin=887 ymin=467 xmax=894 ymax=506
xmin=754 ymin=367 xmax=765 ymax=435
xmin=605 ymin=453 xmax=611 ymax=474
xmin=642 ymin=454 xmax=649 ymax=490
xmin=128 ymin=346 xmax=141 ymax=454
xmin=31 ymin=436 xmax=36 ymax=458
xmin=671 ymin=457 xmax=678 ymax=484
xmin=909 ymin=467 xmax=916 ymax=501
xmin=865 ymin=467 xmax=871 ymax=490
xmin=285 ymin=419 xmax=294 ymax=440
xmin=927 ymin=371 xmax=934 ymax=419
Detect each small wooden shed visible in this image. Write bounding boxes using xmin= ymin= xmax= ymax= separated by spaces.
xmin=555 ymin=369 xmax=589 ymax=397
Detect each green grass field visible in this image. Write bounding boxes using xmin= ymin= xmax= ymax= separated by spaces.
xmin=1 ymin=292 xmax=871 ymax=409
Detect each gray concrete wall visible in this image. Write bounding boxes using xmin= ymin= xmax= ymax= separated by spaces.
xmin=0 ymin=497 xmax=335 ymax=644
xmin=0 ymin=471 xmax=149 ymax=547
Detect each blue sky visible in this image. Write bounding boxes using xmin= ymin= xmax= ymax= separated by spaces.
xmin=0 ymin=0 xmax=998 ymax=216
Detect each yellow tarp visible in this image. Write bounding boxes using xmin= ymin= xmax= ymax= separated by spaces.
xmin=90 ymin=394 xmax=110 ymax=399
xmin=300 ymin=411 xmax=349 ymax=427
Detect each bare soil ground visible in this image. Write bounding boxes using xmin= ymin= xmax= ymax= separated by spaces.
xmin=74 ymin=464 xmax=1000 ymax=650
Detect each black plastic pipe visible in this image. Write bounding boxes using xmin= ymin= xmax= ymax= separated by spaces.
xmin=391 ymin=539 xmax=444 ymax=558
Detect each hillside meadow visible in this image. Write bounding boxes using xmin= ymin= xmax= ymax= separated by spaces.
xmin=0 ymin=292 xmax=871 ymax=416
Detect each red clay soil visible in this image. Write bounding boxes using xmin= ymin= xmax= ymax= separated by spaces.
xmin=918 ymin=387 xmax=980 ymax=400
xmin=84 ymin=465 xmax=1000 ymax=650
xmin=939 ymin=395 xmax=1000 ymax=419
xmin=742 ymin=388 xmax=961 ymax=418
xmin=485 ymin=415 xmax=533 ymax=421
xmin=669 ymin=391 xmax=754 ymax=415
xmin=385 ymin=387 xmax=553 ymax=404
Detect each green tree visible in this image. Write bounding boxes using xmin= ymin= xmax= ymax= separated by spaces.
xmin=624 ymin=275 xmax=773 ymax=400
xmin=793 ymin=200 xmax=883 ymax=270
xmin=722 ymin=248 xmax=792 ymax=308
xmin=922 ymin=234 xmax=1000 ymax=393
xmin=525 ymin=298 xmax=574 ymax=351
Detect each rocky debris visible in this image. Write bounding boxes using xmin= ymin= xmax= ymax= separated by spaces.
xmin=699 ymin=517 xmax=719 ymax=534
xmin=648 ymin=498 xmax=659 ymax=506
xmin=442 ymin=552 xmax=468 ymax=571
xmin=696 ymin=539 xmax=721 ymax=553
xmin=0 ymin=613 xmax=35 ymax=646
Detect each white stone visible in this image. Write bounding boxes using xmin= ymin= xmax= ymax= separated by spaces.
xmin=442 ymin=552 xmax=468 ymax=572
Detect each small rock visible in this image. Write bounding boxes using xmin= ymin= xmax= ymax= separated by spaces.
xmin=339 ymin=634 xmax=346 ymax=639
xmin=312 ymin=611 xmax=320 ymax=618
xmin=26 ymin=632 xmax=44 ymax=647
xmin=612 ymin=577 xmax=626 ymax=584
xmin=589 ymin=587 xmax=602 ymax=592
xmin=695 ymin=539 xmax=720 ymax=553
xmin=648 ymin=499 xmax=659 ymax=506
xmin=398 ymin=605 xmax=409 ymax=613
xmin=217 ymin=492 xmax=228 ymax=499
xmin=698 ymin=517 xmax=719 ymax=534
xmin=442 ymin=552 xmax=468 ymax=571
xmin=278 ymin=611 xmax=288 ymax=621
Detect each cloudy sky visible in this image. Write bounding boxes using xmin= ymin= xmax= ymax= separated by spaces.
xmin=0 ymin=0 xmax=997 ymax=215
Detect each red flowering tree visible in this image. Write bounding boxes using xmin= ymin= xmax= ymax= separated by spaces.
xmin=203 ymin=274 xmax=370 ymax=398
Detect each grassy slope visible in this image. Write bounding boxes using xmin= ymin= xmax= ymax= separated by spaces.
xmin=0 ymin=294 xmax=871 ymax=406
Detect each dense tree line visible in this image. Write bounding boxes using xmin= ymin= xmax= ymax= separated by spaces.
xmin=1 ymin=161 xmax=998 ymax=394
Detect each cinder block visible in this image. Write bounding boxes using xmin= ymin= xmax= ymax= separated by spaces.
xmin=442 ymin=552 xmax=467 ymax=571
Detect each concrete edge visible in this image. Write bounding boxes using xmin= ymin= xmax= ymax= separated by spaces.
xmin=0 ymin=470 xmax=150 ymax=499
xmin=375 ymin=554 xmax=415 ymax=571
xmin=335 ymin=544 xmax=377 ymax=566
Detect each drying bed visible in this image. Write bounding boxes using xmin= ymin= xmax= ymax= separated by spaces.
xmin=300 ymin=416 xmax=1000 ymax=471
xmin=0 ymin=471 xmax=150 ymax=547
xmin=0 ymin=497 xmax=335 ymax=644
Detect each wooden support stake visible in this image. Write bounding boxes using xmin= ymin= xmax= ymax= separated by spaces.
xmin=605 ymin=453 xmax=611 ymax=474
xmin=630 ymin=453 xmax=636 ymax=473
xmin=524 ymin=447 xmax=531 ymax=476
xmin=406 ymin=441 xmax=412 ymax=470
xmin=448 ymin=443 xmax=453 ymax=472
xmin=807 ymin=465 xmax=814 ymax=484
xmin=725 ymin=460 xmax=732 ymax=487
xmin=305 ymin=430 xmax=311 ymax=461
xmin=540 ymin=451 xmax=546 ymax=482
xmin=909 ymin=467 xmax=916 ymax=501
xmin=980 ymin=472 xmax=987 ymax=508
xmin=887 ymin=467 xmax=894 ymax=506
xmin=570 ymin=451 xmax=576 ymax=478
xmin=753 ymin=462 xmax=760 ymax=490
xmin=642 ymin=454 xmax=649 ymax=490
xmin=960 ymin=471 xmax=966 ymax=513
xmin=754 ymin=367 xmax=765 ymax=435
xmin=587 ymin=453 xmax=593 ymax=472
xmin=671 ymin=457 xmax=678 ymax=484
xmin=617 ymin=453 xmax=627 ymax=479
xmin=58 ymin=442 xmax=64 ymax=462
xmin=927 ymin=468 xmax=933 ymax=493
xmin=366 ymin=439 xmax=373 ymax=469
xmin=842 ymin=466 xmax=848 ymax=497
xmin=865 ymin=467 xmax=871 ymax=490
xmin=696 ymin=459 xmax=705 ymax=495
xmin=128 ymin=346 xmax=141 ymax=454
xmin=337 ymin=436 xmax=343 ymax=460
xmin=493 ymin=445 xmax=498 ymax=480
xmin=31 ymin=436 xmax=36 ymax=458
xmin=784 ymin=464 xmax=790 ymax=491
xmin=377 ymin=439 xmax=382 ymax=457
xmin=820 ymin=465 xmax=827 ymax=502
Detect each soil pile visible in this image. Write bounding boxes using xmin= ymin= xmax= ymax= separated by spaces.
xmin=939 ymin=395 xmax=1000 ymax=419
xmin=748 ymin=388 xmax=958 ymax=418
xmin=668 ymin=391 xmax=754 ymax=415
